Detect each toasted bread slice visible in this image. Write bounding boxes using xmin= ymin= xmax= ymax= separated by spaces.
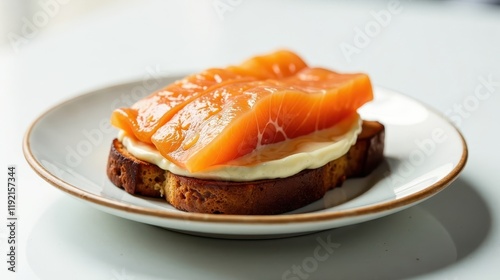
xmin=106 ymin=121 xmax=385 ymax=215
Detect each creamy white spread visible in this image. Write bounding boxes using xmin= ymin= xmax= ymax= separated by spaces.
xmin=118 ymin=115 xmax=362 ymax=182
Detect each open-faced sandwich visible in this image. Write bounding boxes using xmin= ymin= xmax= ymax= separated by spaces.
xmin=106 ymin=50 xmax=385 ymax=215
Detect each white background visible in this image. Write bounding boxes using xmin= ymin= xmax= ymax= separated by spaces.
xmin=1 ymin=0 xmax=500 ymax=279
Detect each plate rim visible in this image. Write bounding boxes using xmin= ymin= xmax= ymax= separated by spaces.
xmin=23 ymin=77 xmax=468 ymax=225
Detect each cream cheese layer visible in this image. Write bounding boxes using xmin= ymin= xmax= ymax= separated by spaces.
xmin=118 ymin=114 xmax=362 ymax=182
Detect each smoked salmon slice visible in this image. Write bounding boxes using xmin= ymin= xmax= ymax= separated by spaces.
xmin=110 ymin=50 xmax=373 ymax=172
xmin=151 ymin=68 xmax=372 ymax=172
xmin=110 ymin=50 xmax=307 ymax=144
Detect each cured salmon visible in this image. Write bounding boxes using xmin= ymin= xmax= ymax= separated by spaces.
xmin=111 ymin=50 xmax=307 ymax=143
xmin=111 ymin=50 xmax=373 ymax=172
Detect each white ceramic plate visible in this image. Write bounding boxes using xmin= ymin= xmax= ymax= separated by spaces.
xmin=23 ymin=77 xmax=467 ymax=239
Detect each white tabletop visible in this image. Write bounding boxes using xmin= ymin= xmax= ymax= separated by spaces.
xmin=2 ymin=0 xmax=500 ymax=279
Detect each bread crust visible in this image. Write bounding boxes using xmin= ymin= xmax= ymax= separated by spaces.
xmin=106 ymin=121 xmax=385 ymax=215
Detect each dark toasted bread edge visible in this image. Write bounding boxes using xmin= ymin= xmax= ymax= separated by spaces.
xmin=106 ymin=121 xmax=385 ymax=215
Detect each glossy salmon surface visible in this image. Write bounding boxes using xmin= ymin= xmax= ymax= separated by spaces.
xmin=111 ymin=50 xmax=373 ymax=172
